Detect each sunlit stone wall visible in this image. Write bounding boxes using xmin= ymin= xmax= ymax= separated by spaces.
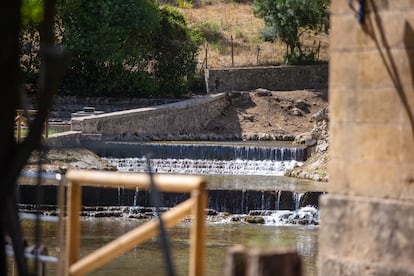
xmin=319 ymin=1 xmax=414 ymax=275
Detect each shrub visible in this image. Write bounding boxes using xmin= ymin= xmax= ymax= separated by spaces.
xmin=253 ymin=0 xmax=329 ymax=64
xmin=153 ymin=6 xmax=203 ymax=96
xmin=59 ymin=0 xmax=161 ymax=97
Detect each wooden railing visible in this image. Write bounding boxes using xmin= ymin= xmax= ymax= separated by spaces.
xmin=15 ymin=109 xmax=49 ymax=142
xmin=62 ymin=170 xmax=207 ymax=276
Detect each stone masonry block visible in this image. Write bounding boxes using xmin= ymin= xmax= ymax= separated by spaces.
xmin=400 ymin=126 xmax=414 ymax=162
xmin=319 ymin=194 xmax=414 ymax=275
xmin=399 ymin=162 xmax=414 ymax=201
xmin=355 ymin=87 xmax=401 ymax=124
xmin=358 ymin=48 xmax=414 ymax=89
xmin=329 ymin=88 xmax=357 ymax=123
xmin=354 ymin=124 xmax=401 ymax=162
xmin=331 ymin=0 xmax=414 ymax=16
xmin=362 ymin=11 xmax=414 ymax=50
xmin=328 ymin=159 xmax=350 ymax=194
xmin=329 ymin=14 xmax=360 ymax=50
xmin=329 ymin=123 xmax=356 ymax=160
xmin=347 ymin=161 xmax=400 ymax=198
xmin=329 ymin=52 xmax=358 ymax=89
xmin=400 ymin=85 xmax=414 ymax=127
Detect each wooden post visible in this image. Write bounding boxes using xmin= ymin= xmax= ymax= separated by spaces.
xmin=205 ymin=43 xmax=208 ymax=69
xmin=16 ymin=113 xmax=22 ymax=143
xmin=224 ymin=246 xmax=302 ymax=276
xmin=65 ymin=181 xmax=82 ymax=276
xmin=189 ymin=184 xmax=207 ymax=276
xmin=231 ymin=35 xmax=234 ymax=67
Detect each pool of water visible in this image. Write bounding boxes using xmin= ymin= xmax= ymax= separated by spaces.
xmin=17 ymin=218 xmax=318 ymax=276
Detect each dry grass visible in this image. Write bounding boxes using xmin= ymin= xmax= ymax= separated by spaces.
xmin=177 ymin=0 xmax=329 ymax=69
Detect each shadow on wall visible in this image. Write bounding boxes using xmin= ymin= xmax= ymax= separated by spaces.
xmin=203 ymin=92 xmax=255 ymax=137
xmin=363 ymin=0 xmax=414 ymax=137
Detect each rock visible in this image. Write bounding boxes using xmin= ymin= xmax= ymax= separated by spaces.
xmin=311 ymin=107 xmax=328 ymax=122
xmin=255 ymin=88 xmax=272 ymax=97
xmin=294 ymin=99 xmax=310 ymax=113
xmin=245 ymin=216 xmax=265 ymax=224
xmin=289 ymin=108 xmax=303 ymax=117
xmin=244 ymin=115 xmax=256 ymax=122
xmin=316 ymin=141 xmax=329 ymax=152
xmin=294 ymin=133 xmax=316 ymax=146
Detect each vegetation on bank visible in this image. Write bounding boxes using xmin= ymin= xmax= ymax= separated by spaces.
xmin=20 ymin=0 xmax=329 ymax=98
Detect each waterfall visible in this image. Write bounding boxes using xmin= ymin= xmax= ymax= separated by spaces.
xmin=105 ymin=158 xmax=301 ymax=176
xmin=99 ymin=142 xmax=306 ymax=161
xmin=294 ymin=193 xmax=303 ymax=210
xmin=133 ymin=188 xmax=139 ymax=207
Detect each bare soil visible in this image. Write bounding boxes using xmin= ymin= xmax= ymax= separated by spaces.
xmin=205 ymin=89 xmax=328 ymax=137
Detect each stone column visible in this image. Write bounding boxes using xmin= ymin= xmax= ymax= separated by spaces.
xmin=319 ymin=1 xmax=414 ymax=275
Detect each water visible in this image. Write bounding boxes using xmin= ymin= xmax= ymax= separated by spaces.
xmin=16 ymin=218 xmax=319 ymax=276
xmin=15 ymin=141 xmax=324 ymax=275
xmin=106 ymin=157 xmax=302 ymax=176
xmin=97 ymin=141 xmax=306 ymax=161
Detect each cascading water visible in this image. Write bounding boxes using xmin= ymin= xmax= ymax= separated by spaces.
xmin=106 ymin=157 xmax=301 ymax=176
xmin=17 ymin=141 xmax=325 ymax=225
xmin=102 ymin=141 xmax=304 ymax=176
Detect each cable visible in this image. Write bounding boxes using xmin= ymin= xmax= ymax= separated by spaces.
xmin=145 ymin=156 xmax=176 ymax=276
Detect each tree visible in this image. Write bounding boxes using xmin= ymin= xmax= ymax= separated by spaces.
xmin=253 ymin=0 xmax=329 ymax=64
xmin=153 ymin=6 xmax=203 ymax=97
xmin=59 ymin=0 xmax=161 ymax=97
xmin=59 ymin=1 xmax=202 ymax=97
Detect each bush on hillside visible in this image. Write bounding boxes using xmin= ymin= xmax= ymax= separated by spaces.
xmin=253 ymin=0 xmax=329 ymax=64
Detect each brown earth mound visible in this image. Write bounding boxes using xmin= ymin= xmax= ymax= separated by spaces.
xmin=205 ymin=89 xmax=328 ymax=137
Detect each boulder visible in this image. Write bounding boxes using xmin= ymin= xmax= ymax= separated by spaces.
xmin=254 ymin=88 xmax=272 ymax=97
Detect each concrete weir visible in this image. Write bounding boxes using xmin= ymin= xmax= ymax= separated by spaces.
xmin=67 ymin=93 xmax=229 ymax=142
xmin=319 ymin=1 xmax=414 ymax=275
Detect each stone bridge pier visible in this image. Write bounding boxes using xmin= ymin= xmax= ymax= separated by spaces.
xmin=319 ymin=1 xmax=414 ymax=275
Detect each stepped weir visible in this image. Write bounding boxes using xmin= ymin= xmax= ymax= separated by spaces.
xmin=19 ymin=141 xmax=322 ymax=216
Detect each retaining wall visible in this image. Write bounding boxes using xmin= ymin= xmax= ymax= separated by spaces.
xmin=204 ymin=64 xmax=328 ymax=93
xmin=71 ymin=93 xmax=229 ymax=141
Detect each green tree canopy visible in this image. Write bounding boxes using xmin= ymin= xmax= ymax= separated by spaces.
xmin=60 ymin=0 xmax=161 ymax=96
xmin=57 ymin=0 xmax=202 ymax=97
xmin=153 ymin=6 xmax=203 ymax=96
xmin=253 ymin=0 xmax=329 ymax=64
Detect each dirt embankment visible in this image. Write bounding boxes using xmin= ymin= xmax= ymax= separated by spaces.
xmin=205 ymin=89 xmax=328 ymax=138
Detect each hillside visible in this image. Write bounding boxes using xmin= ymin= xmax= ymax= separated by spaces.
xmin=177 ymin=0 xmax=329 ymax=69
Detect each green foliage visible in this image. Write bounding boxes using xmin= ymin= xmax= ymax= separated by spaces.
xmin=193 ymin=20 xmax=223 ymax=43
xmin=153 ymin=6 xmax=203 ymax=96
xmin=176 ymin=0 xmax=193 ymax=9
xmin=20 ymin=0 xmax=43 ymax=94
xmin=58 ymin=0 xmax=201 ymax=97
xmin=21 ymin=0 xmax=44 ymax=25
xmin=60 ymin=0 xmax=161 ymax=97
xmin=253 ymin=0 xmax=329 ymax=64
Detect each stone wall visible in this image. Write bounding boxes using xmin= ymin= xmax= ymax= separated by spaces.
xmin=70 ymin=93 xmax=229 ymax=141
xmin=204 ymin=64 xmax=328 ymax=93
xmin=319 ymin=1 xmax=414 ymax=275
xmin=27 ymin=96 xmax=180 ymax=121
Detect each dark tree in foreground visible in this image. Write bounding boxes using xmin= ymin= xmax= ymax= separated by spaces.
xmin=0 ymin=0 xmax=65 ymax=274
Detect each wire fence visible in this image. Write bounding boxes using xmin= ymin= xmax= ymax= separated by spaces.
xmin=198 ymin=37 xmax=328 ymax=69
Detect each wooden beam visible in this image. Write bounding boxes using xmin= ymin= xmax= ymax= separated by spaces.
xmin=65 ymin=170 xmax=206 ymax=193
xmin=69 ymin=198 xmax=195 ymax=276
